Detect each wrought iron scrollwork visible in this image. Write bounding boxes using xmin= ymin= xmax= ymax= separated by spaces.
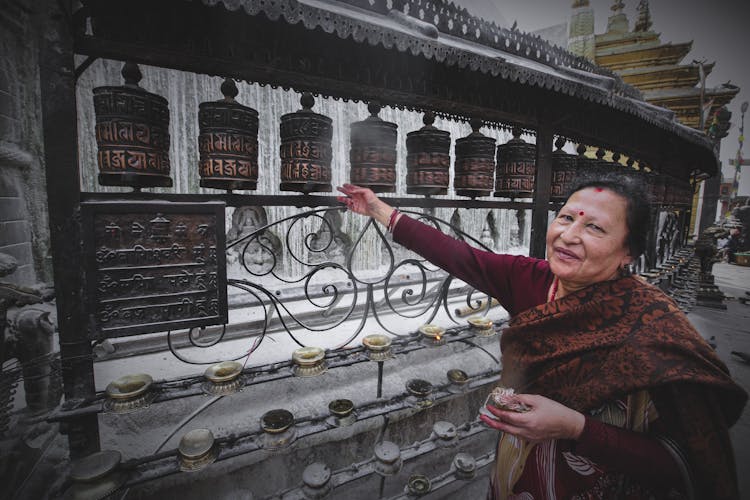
xmin=167 ymin=206 xmax=497 ymax=363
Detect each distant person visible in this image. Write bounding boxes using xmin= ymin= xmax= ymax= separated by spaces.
xmin=727 ymin=228 xmax=742 ymax=264
xmin=338 ymin=177 xmax=747 ymax=499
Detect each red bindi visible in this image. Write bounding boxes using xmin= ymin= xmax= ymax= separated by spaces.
xmin=579 ymin=211 xmax=585 ymax=216
xmin=595 ymin=187 xmax=604 ymax=192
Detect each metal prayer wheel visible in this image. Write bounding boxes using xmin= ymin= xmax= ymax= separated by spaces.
xmin=279 ymin=93 xmax=333 ymax=193
xmin=350 ymin=101 xmax=397 ymax=193
xmin=454 ymin=119 xmax=496 ymax=198
xmin=406 ymin=112 xmax=451 ymax=195
xmin=494 ymin=127 xmax=535 ymax=199
xmin=93 ymin=62 xmax=172 ymax=189
xmin=198 ymin=79 xmax=259 ymax=191
xmin=575 ymin=144 xmax=603 ymax=182
xmin=550 ymin=137 xmax=577 ymax=203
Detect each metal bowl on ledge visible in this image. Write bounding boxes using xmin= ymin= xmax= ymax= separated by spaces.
xmin=419 ymin=324 xmax=446 ymax=347
xmin=178 ymin=428 xmax=218 ymax=472
xmin=292 ymin=346 xmax=327 ymax=377
xmin=362 ymin=334 xmax=393 ymax=361
xmin=202 ymin=361 xmax=244 ymax=395
xmin=467 ymin=317 xmax=495 ymax=336
xmin=103 ymin=373 xmax=157 ymax=413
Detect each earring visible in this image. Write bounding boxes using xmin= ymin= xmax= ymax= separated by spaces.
xmin=620 ymin=262 xmax=633 ymax=277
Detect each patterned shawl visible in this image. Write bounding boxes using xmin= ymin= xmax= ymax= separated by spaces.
xmin=499 ymin=276 xmax=747 ymax=499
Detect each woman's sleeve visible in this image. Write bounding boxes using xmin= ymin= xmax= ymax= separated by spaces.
xmin=574 ymin=417 xmax=689 ymax=494
xmin=391 ymin=214 xmax=551 ymax=313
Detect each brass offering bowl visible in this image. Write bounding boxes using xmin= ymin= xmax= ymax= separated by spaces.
xmin=178 ymin=428 xmax=217 ymax=472
xmin=261 ymin=409 xmax=294 ymax=434
xmin=103 ymin=373 xmax=156 ymax=413
xmin=446 ymin=369 xmax=469 ymax=393
xmin=406 ymin=378 xmax=434 ymax=408
xmin=63 ymin=450 xmax=126 ymax=500
xmin=467 ymin=316 xmax=495 ymax=336
xmin=328 ymin=398 xmax=356 ymax=427
xmin=202 ymin=361 xmax=244 ymax=395
xmin=260 ymin=409 xmax=297 ymax=450
xmin=362 ymin=333 xmax=393 ymax=361
xmin=292 ymin=346 xmax=327 ymax=377
xmin=419 ymin=324 xmax=446 ymax=346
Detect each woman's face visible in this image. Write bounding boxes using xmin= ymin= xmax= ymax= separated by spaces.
xmin=546 ymin=187 xmax=632 ymax=288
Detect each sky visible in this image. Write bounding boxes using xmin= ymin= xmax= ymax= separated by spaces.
xmin=453 ymin=0 xmax=750 ymax=183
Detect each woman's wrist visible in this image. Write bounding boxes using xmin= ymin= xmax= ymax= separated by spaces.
xmin=372 ymin=201 xmax=395 ymax=227
xmin=569 ymin=411 xmax=586 ymax=440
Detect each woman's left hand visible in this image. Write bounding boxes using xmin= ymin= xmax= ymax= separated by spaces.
xmin=479 ymin=393 xmax=585 ymax=443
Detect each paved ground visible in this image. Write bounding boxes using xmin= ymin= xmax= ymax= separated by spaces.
xmin=687 ymin=262 xmax=750 ymax=499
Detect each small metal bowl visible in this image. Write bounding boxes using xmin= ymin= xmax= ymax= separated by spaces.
xmin=419 ymin=324 xmax=446 ymax=346
xmin=178 ymin=428 xmax=215 ymax=459
xmin=362 ymin=334 xmax=392 ymax=352
xmin=292 ymin=346 xmax=325 ymax=366
xmin=292 ymin=346 xmax=327 ymax=377
xmin=261 ymin=409 xmax=294 ymax=434
xmin=178 ymin=428 xmax=218 ymax=472
xmin=419 ymin=324 xmax=445 ymax=339
xmin=328 ymin=399 xmax=354 ymax=418
xmin=105 ymin=373 xmax=153 ymax=400
xmin=204 ymin=361 xmax=242 ymax=383
xmin=467 ymin=316 xmax=493 ymax=331
xmin=406 ymin=379 xmax=433 ymax=398
xmin=70 ymin=450 xmax=122 ymax=482
xmin=362 ymin=334 xmax=393 ymax=361
xmin=447 ymin=369 xmax=468 ymax=385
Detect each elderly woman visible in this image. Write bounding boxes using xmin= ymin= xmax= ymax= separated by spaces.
xmin=337 ymin=179 xmax=747 ymax=500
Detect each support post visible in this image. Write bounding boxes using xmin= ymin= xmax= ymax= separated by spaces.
xmin=39 ymin=0 xmax=99 ymax=458
xmin=699 ymin=173 xmax=721 ymax=235
xmin=530 ymin=124 xmax=553 ymax=259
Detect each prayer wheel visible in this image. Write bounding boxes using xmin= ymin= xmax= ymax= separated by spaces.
xmin=198 ymin=79 xmax=259 ymax=191
xmin=349 ymin=101 xmax=397 ymax=193
xmin=279 ymin=93 xmax=333 ymax=193
xmin=494 ymin=127 xmax=535 ymax=199
xmin=405 ymin=112 xmax=451 ymax=195
xmin=454 ymin=119 xmax=496 ymax=198
xmin=93 ymin=62 xmax=172 ymax=189
xmin=550 ymin=137 xmax=577 ymax=203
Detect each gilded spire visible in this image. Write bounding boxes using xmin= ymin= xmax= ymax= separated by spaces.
xmin=634 ymin=0 xmax=653 ymax=32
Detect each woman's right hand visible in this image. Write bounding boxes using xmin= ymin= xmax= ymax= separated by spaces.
xmin=337 ymin=184 xmax=394 ymax=226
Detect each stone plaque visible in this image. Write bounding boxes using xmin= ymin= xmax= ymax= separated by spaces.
xmin=82 ymin=201 xmax=227 ymax=339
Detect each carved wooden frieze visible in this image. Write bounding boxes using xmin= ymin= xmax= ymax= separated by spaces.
xmin=82 ymin=202 xmax=227 ymax=339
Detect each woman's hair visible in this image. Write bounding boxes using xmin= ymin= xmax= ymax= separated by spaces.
xmin=566 ymin=174 xmax=652 ymax=259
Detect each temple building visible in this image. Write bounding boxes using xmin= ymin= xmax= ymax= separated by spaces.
xmin=567 ymin=0 xmax=739 ymax=131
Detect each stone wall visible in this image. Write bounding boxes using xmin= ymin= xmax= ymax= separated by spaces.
xmin=0 ymin=0 xmax=51 ymax=286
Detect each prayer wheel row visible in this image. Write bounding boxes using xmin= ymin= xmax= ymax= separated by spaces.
xmin=93 ymin=63 xmax=684 ymax=205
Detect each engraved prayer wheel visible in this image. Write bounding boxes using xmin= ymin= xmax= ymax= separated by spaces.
xmin=550 ymin=137 xmax=577 ymax=203
xmin=454 ymin=119 xmax=496 ymax=198
xmin=494 ymin=127 xmax=535 ymax=199
xmin=279 ymin=93 xmax=333 ymax=193
xmin=581 ymin=146 xmax=616 ymax=181
xmin=350 ymin=101 xmax=397 ymax=193
xmin=406 ymin=112 xmax=451 ymax=195
xmin=93 ymin=62 xmax=172 ymax=189
xmin=575 ymin=144 xmax=604 ymax=182
xmin=198 ymin=79 xmax=259 ymax=191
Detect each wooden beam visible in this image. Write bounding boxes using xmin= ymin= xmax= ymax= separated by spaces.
xmin=39 ymin=0 xmax=99 ymax=458
xmin=530 ymin=124 xmax=554 ymax=258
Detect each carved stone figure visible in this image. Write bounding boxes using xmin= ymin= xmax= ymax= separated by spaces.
xmin=226 ymin=206 xmax=282 ymax=276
